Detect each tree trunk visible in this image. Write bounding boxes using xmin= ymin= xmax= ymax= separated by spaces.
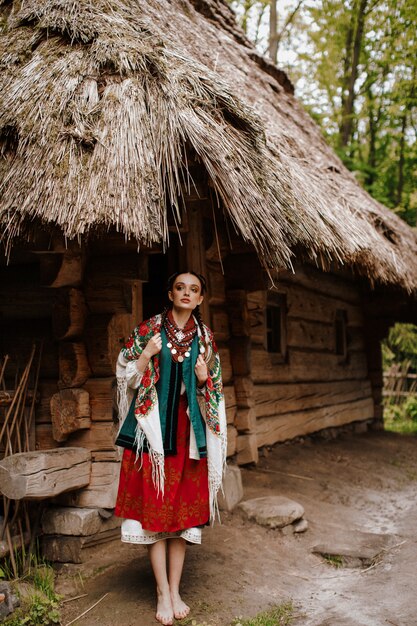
xmin=269 ymin=0 xmax=278 ymax=64
xmin=396 ymin=112 xmax=407 ymax=206
xmin=339 ymin=0 xmax=368 ymax=147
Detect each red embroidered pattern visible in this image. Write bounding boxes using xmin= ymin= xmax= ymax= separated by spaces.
xmin=121 ymin=314 xmax=223 ymax=436
xmin=115 ymin=395 xmax=209 ymax=532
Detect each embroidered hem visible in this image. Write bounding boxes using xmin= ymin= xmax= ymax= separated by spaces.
xmin=121 ymin=519 xmax=202 ymax=545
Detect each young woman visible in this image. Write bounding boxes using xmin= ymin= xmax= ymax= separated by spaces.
xmin=114 ymin=271 xmax=227 ymax=626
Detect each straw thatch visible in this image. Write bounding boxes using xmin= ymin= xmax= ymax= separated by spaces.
xmin=0 ymin=0 xmax=416 ymax=291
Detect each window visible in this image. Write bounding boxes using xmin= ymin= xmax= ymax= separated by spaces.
xmin=265 ymin=293 xmax=287 ymax=360
xmin=335 ymin=309 xmax=348 ymax=361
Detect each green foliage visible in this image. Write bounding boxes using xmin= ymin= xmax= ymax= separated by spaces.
xmin=0 ymin=550 xmax=61 ymax=626
xmin=0 ymin=539 xmax=48 ymax=582
xmin=382 ymin=323 xmax=417 ymax=371
xmin=230 ymin=601 xmax=294 ymax=626
xmin=229 ymin=0 xmax=417 ymax=226
xmin=3 ymin=593 xmax=60 ymax=626
xmin=384 ymin=396 xmax=417 ymax=435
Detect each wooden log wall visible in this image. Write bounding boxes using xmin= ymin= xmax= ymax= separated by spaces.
xmin=205 ymin=256 xmax=237 ymax=458
xmin=0 ymin=235 xmax=148 ymax=509
xmin=56 ymin=244 xmax=147 ymax=508
xmin=247 ymin=264 xmax=375 ymax=449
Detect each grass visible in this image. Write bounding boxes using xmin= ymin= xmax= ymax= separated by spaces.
xmin=0 ymin=545 xmax=62 ymax=626
xmin=383 ymin=397 xmax=417 ymax=435
xmin=2 ymin=569 xmax=61 ymax=626
xmin=179 ymin=601 xmax=294 ymax=626
xmin=230 ymin=601 xmax=295 ymax=626
xmin=321 ymin=553 xmax=344 ymax=568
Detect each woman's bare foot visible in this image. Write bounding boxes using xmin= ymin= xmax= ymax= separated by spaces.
xmin=156 ymin=587 xmax=174 ymax=625
xmin=170 ymin=590 xmax=190 ymax=620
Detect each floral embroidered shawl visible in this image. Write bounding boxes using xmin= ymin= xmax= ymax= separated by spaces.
xmin=116 ymin=313 xmax=227 ymax=523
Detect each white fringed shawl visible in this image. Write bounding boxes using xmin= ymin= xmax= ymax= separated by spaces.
xmin=116 ymin=314 xmax=227 ymax=523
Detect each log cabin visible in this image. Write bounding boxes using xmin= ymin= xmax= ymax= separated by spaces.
xmin=0 ymin=0 xmax=416 ymax=560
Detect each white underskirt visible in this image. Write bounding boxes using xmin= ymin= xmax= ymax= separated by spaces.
xmin=120 ymin=519 xmax=202 ymax=545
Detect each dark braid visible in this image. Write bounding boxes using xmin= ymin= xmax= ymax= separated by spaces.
xmin=160 ymin=305 xmax=170 ymax=330
xmin=193 ymin=304 xmax=207 ymax=350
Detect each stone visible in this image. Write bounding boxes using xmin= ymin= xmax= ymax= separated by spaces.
xmin=238 ymin=496 xmax=304 ymax=529
xmin=218 ymin=465 xmax=244 ymax=512
xmin=293 ymin=518 xmax=309 ymax=533
xmin=0 ymin=582 xmax=19 ymax=620
xmin=311 ymin=528 xmax=393 ymax=562
xmin=42 ymin=506 xmax=120 ymax=536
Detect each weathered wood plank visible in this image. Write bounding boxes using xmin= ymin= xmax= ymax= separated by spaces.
xmin=254 ymin=380 xmax=373 ymax=418
xmin=276 ymin=264 xmax=360 ymax=304
xmin=59 ymin=342 xmax=91 ymax=388
xmin=57 ymin=461 xmax=120 ymax=509
xmin=50 ymin=389 xmax=91 ymax=442
xmin=227 ymin=425 xmax=237 ymax=457
xmin=36 ymin=380 xmax=59 ymax=424
xmin=224 ymin=385 xmax=237 ymax=425
xmin=0 ymin=448 xmax=91 ymax=500
xmin=41 ymin=528 xmax=120 ymax=563
xmin=247 ymin=285 xmax=363 ymax=349
xmin=236 ymin=433 xmax=258 ymax=464
xmin=211 ymin=309 xmax=230 ymax=342
xmin=38 ymin=248 xmax=85 ymax=288
xmin=35 ymin=423 xmax=59 ymax=450
xmin=67 ymin=422 xmax=117 ymax=452
xmin=41 ymin=506 xmax=121 ymax=536
xmin=287 ymin=319 xmax=335 ymax=351
xmin=83 ymin=378 xmax=114 ymax=421
xmin=218 ymin=347 xmax=232 ymax=384
xmin=256 ymin=397 xmax=375 ymax=447
xmin=84 ymin=254 xmax=148 ymax=315
xmin=52 ymin=288 xmax=87 ymax=340
xmin=286 ymin=286 xmax=363 ymax=326
xmin=85 ymin=314 xmax=131 ymax=377
xmin=251 ymin=348 xmax=368 ymax=383
xmin=207 ymin=263 xmax=226 ymax=306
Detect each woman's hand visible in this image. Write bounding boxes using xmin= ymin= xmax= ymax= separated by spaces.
xmin=195 ymin=354 xmax=208 ymax=387
xmin=135 ymin=333 xmax=162 ymax=374
xmin=143 ymin=333 xmax=162 ymax=359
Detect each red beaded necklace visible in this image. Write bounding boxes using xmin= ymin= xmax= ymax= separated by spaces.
xmin=164 ymin=309 xmax=197 ymax=363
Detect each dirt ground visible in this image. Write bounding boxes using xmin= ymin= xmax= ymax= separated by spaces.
xmin=56 ymin=428 xmax=417 ymax=626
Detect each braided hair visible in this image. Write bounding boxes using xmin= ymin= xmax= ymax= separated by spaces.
xmin=162 ymin=270 xmax=208 ymax=349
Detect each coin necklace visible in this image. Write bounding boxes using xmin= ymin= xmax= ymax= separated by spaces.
xmin=164 ymin=311 xmax=198 ymax=363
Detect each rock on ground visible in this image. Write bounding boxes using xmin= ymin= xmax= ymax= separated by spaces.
xmin=238 ymin=495 xmax=304 ymax=528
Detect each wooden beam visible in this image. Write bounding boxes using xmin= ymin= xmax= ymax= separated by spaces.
xmin=52 ymin=288 xmax=87 ymax=340
xmin=56 ymin=461 xmax=120 ymax=509
xmin=50 ymin=389 xmax=91 ymax=442
xmin=256 ymin=397 xmax=374 ymax=447
xmin=0 ymin=448 xmax=91 ymax=500
xmin=254 ymin=379 xmax=373 ymax=418
xmin=59 ymin=342 xmax=91 ymax=388
xmin=85 ymin=313 xmax=131 ymax=377
xmin=38 ymin=249 xmax=85 ymax=288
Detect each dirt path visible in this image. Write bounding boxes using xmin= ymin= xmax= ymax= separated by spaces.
xmin=57 ymin=430 xmax=417 ymax=626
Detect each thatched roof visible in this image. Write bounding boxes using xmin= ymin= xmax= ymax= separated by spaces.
xmin=1 ymin=0 xmax=416 ymax=292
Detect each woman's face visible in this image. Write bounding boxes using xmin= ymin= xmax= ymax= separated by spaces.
xmin=168 ymin=273 xmax=204 ymax=312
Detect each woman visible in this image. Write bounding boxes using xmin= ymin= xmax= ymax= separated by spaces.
xmin=114 ymin=271 xmax=227 ymax=626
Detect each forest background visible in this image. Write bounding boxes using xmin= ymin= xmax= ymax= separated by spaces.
xmin=229 ymin=0 xmax=417 ymax=430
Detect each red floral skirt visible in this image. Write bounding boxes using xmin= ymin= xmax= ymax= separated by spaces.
xmin=114 ymin=394 xmax=210 ymax=532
